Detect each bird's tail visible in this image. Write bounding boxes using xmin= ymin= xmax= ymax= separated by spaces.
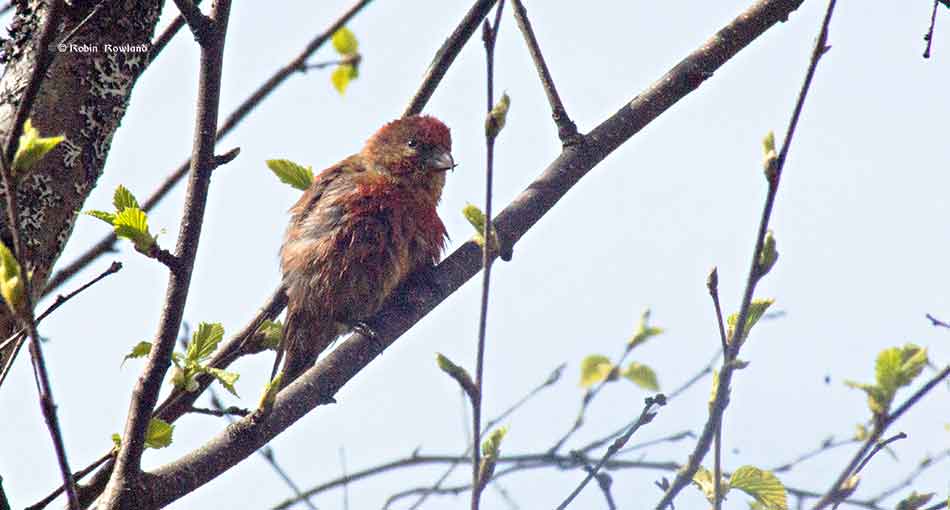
xmin=273 ymin=305 xmax=339 ymax=389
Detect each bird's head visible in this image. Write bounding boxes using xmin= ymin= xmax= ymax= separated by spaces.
xmin=363 ymin=115 xmax=455 ymax=186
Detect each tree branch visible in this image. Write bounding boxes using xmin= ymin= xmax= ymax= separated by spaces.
xmin=99 ymin=1 xmax=233 ymax=507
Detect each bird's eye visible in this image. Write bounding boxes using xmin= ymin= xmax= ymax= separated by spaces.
xmin=407 ymin=139 xmax=418 ymax=149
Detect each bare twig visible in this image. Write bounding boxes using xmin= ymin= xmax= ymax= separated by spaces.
xmin=925 ymin=313 xmax=949 ymax=328
xmin=772 ymin=436 xmax=860 ymax=473
xmin=707 ymin=267 xmax=727 ymax=510
xmin=277 ymin=451 xmax=679 ymax=510
xmin=43 ymin=0 xmax=377 ymax=296
xmin=868 ymin=448 xmax=950 ymax=503
xmin=924 ymin=0 xmax=940 ymax=58
xmin=100 ymin=1 xmax=233 ymax=507
xmin=557 ymin=394 xmax=665 ymax=509
xmin=0 ymin=261 xmax=121 ymax=385
xmin=509 ymin=0 xmax=579 ymax=144
xmin=472 ymin=4 xmax=506 ymax=509
xmin=0 ymin=1 xmax=78 ymax=507
xmin=408 ymin=364 xmax=564 ymax=510
xmin=655 ymin=2 xmax=836 ymax=508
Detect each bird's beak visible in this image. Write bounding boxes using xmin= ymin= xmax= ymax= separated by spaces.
xmin=430 ymin=149 xmax=456 ymax=173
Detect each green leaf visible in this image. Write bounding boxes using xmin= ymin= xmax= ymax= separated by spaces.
xmin=266 ymin=159 xmax=314 ymax=191
xmin=730 ymin=466 xmax=787 ymax=510
xmin=12 ymin=118 xmax=64 ymax=174
xmin=206 ymin=367 xmax=240 ymax=397
xmin=622 ymin=362 xmax=659 ymax=391
xmin=111 ymin=433 xmax=122 ymax=451
xmin=727 ymin=298 xmax=775 ymax=343
xmin=481 ymin=426 xmax=508 ymax=459
xmin=257 ymin=319 xmax=284 ymax=350
xmin=145 ymin=418 xmax=174 ymax=449
xmin=171 ymin=366 xmax=198 ymax=392
xmin=113 ymin=185 xmax=140 ymax=212
xmin=758 ymin=230 xmax=779 ymax=277
xmin=186 ymin=322 xmax=225 ymax=363
xmin=331 ymin=63 xmax=358 ymax=95
xmin=122 ymin=341 xmax=153 ymax=365
xmin=485 ymin=92 xmax=511 ymax=138
xmin=84 ymin=210 xmax=116 ymax=225
xmin=113 ymin=207 xmax=153 ymax=252
xmin=875 ymin=344 xmax=927 ymax=393
xmin=436 ymin=352 xmax=477 ymax=401
xmin=331 ymin=27 xmax=359 ymax=55
xmin=628 ymin=309 xmax=664 ymax=349
xmin=462 ymin=203 xmax=488 ymax=246
xmin=691 ymin=467 xmax=728 ymax=504
xmin=258 ymin=373 xmax=283 ymax=412
xmin=579 ymin=354 xmax=615 ymax=388
xmin=896 ymin=492 xmax=935 ymax=510
xmin=843 ymin=379 xmax=890 ymax=416
xmin=0 ymin=242 xmax=25 ymax=314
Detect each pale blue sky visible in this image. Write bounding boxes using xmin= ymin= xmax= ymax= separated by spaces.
xmin=2 ymin=1 xmax=949 ymax=509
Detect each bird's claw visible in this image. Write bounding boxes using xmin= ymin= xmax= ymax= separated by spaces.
xmin=351 ymin=320 xmax=385 ymax=354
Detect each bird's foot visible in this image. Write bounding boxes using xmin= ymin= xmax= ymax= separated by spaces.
xmin=350 ymin=320 xmax=386 ymax=354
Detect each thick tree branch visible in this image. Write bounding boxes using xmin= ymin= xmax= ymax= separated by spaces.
xmin=94 ymin=0 xmax=809 ymax=506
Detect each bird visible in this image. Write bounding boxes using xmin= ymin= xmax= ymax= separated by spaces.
xmin=275 ymin=114 xmax=455 ymax=387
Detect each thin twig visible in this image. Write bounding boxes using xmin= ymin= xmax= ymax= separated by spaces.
xmin=868 ymin=448 xmax=950 ymax=503
xmin=188 ymin=405 xmax=249 ymax=417
xmin=509 ymin=0 xmax=579 ymax=144
xmin=340 ymin=447 xmax=350 ymax=510
xmin=556 ymin=395 xmax=665 ymax=509
xmin=924 ymin=313 xmax=949 ymax=328
xmin=0 ymin=1 xmax=78 ymax=507
xmin=655 ymin=2 xmax=837 ymax=508
xmin=772 ymin=436 xmax=860 ymax=473
xmin=43 ymin=0 xmax=377 ymax=296
xmin=102 ymin=1 xmax=233 ymax=506
xmin=471 ymin=3 xmax=506 ymax=508
xmin=707 ymin=268 xmax=727 ymax=510
xmin=408 ymin=364 xmax=564 ymax=510
xmin=923 ymin=0 xmax=939 ymax=59
xmin=851 ymin=432 xmax=907 ymax=479
xmin=277 ymin=451 xmax=679 ymax=510
xmin=0 ymin=261 xmax=121 ymax=385
xmin=812 ymin=366 xmax=950 ymax=510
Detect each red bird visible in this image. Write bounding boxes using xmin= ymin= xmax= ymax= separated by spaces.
xmin=276 ymin=115 xmax=454 ymax=386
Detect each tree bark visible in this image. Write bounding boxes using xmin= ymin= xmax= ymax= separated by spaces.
xmin=0 ymin=0 xmax=164 ymax=386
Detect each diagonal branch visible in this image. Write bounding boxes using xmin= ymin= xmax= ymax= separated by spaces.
xmin=95 ymin=0 xmax=809 ymax=506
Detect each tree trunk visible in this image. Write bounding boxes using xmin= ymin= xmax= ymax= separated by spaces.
xmin=0 ymin=0 xmax=164 ymax=388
